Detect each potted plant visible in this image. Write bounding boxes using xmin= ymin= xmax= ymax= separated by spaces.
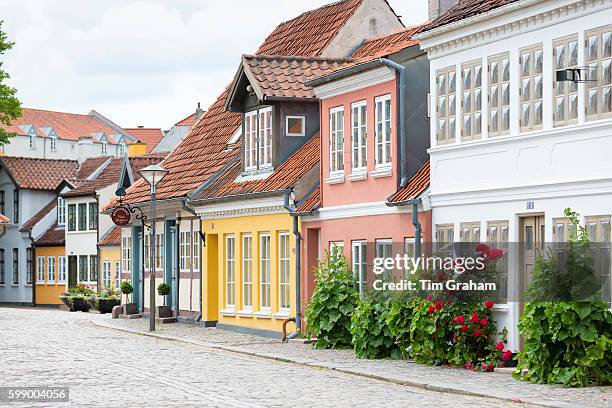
xmin=59 ymin=283 xmax=94 ymax=312
xmin=96 ymin=288 xmax=122 ymax=314
xmin=156 ymin=282 xmax=172 ymax=318
xmin=120 ymin=281 xmax=137 ymax=315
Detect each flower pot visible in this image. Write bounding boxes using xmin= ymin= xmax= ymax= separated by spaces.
xmin=99 ymin=299 xmax=121 ymax=314
xmin=72 ymin=297 xmax=90 ymax=312
xmin=123 ymin=303 xmax=138 ymax=315
xmin=156 ymin=305 xmax=172 ymax=318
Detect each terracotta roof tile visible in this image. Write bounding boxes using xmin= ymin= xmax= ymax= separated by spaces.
xmin=351 ymin=23 xmax=428 ymax=59
xmin=99 ymin=225 xmax=121 ymax=246
xmin=175 ymin=113 xmax=197 ymax=127
xmin=0 ymin=156 xmax=78 ymax=190
xmin=194 ymin=134 xmax=320 ymax=201
xmin=256 ymin=0 xmax=363 ymax=57
xmin=243 ymin=55 xmax=353 ymax=100
xmin=77 ymin=156 xmax=111 ymax=179
xmin=20 ymin=199 xmax=57 ymax=232
xmin=387 ymin=160 xmax=430 ymax=203
xmin=1 ymin=108 xmax=123 ymax=141
xmin=422 ymin=0 xmax=519 ymax=32
xmin=34 ymin=222 xmax=65 ymax=246
xmin=296 ymin=186 xmax=320 ymax=213
xmin=125 ymin=128 xmax=164 ymax=153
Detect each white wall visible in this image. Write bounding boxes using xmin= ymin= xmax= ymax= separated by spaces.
xmin=2 ymin=134 xmax=123 ymax=162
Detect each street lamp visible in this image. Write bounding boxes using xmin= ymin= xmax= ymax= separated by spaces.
xmin=139 ymin=164 xmax=168 ymax=332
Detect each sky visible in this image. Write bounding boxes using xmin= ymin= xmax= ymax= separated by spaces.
xmin=0 ymin=0 xmax=428 ymax=130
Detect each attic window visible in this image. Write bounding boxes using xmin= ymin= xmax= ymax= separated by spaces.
xmin=286 ymin=116 xmax=305 ymax=137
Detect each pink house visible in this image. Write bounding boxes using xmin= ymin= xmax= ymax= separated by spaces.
xmin=299 ymin=26 xmax=433 ymax=300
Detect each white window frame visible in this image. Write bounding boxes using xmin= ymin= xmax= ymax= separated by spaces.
xmin=58 ymin=256 xmax=67 ymax=283
xmin=329 ymin=106 xmax=345 ymax=175
xmin=37 ymin=256 xmax=45 ymax=283
xmin=278 ymin=232 xmax=291 ymax=312
xmin=122 ymin=236 xmax=131 ymax=273
xmin=225 ymin=235 xmax=236 ymax=308
xmin=351 ymin=100 xmax=367 ymax=172
xmin=329 ymin=241 xmax=344 ymax=256
xmin=118 ymin=141 xmax=126 ymax=157
xmin=585 ymin=24 xmax=612 ymax=121
xmin=258 ymin=107 xmax=273 ymax=169
xmin=144 ymin=233 xmax=150 ymax=271
xmin=460 ymin=222 xmax=481 ymax=243
xmin=374 ymin=95 xmax=392 ymax=167
xmin=461 ymin=60 xmax=483 ymax=141
xmin=244 ymin=110 xmax=258 ymax=171
xmin=101 ymin=140 xmax=108 ymax=155
xmin=286 ymin=116 xmax=305 ymax=137
xmin=114 ymin=261 xmax=121 ymax=289
xmin=102 ymin=261 xmax=111 ymax=288
xmin=47 ymin=256 xmax=56 ymax=283
xmin=488 ymin=52 xmax=511 ymax=137
xmin=29 ymin=131 xmax=36 ymax=149
xmin=436 ymin=66 xmax=457 ymax=145
xmin=352 ymin=240 xmax=367 ymax=295
xmin=192 ymin=231 xmax=199 ymax=272
xmin=57 ymin=197 xmax=66 ymax=226
xmin=259 ymin=233 xmax=271 ymax=312
xmin=519 ymin=44 xmax=544 ymax=131
xmin=553 ymin=35 xmax=579 ymax=127
xmin=242 ymin=234 xmax=253 ymax=310
xmin=50 ymin=134 xmax=57 ymax=151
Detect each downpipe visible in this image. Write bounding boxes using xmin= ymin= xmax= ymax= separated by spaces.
xmin=283 ymin=191 xmax=302 ymax=341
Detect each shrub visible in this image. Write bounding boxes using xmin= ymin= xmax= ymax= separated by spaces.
xmin=516 ymin=208 xmax=612 ymax=386
xmin=351 ymin=293 xmax=401 ymax=359
xmin=120 ymin=281 xmax=134 ymax=303
xmin=385 ymin=293 xmax=416 ymax=358
xmin=157 ymin=282 xmax=171 ymax=296
xmin=305 ymin=249 xmax=359 ymax=349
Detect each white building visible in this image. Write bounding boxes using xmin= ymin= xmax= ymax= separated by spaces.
xmin=417 ymin=0 xmax=612 ymax=350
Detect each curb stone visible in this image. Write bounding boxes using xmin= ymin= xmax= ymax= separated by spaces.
xmin=90 ymin=320 xmax=597 ymax=408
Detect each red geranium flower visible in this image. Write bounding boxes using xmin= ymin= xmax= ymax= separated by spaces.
xmin=487 ymin=363 xmax=494 ymax=372
xmin=501 ymin=350 xmax=512 ymax=361
xmin=496 ymin=342 xmax=504 ymax=351
xmin=427 ymin=305 xmax=435 ymax=314
xmin=484 ymin=300 xmax=494 ymax=308
xmin=470 ymin=312 xmax=479 ymax=323
xmin=476 ymin=243 xmax=489 ymax=253
xmin=452 ymin=333 xmax=458 ymax=341
xmin=473 ymin=329 xmax=482 ymax=337
xmin=455 ymin=315 xmax=465 ymax=324
xmin=485 ymin=248 xmax=504 ymax=261
xmin=465 ymin=362 xmax=472 ymax=370
xmin=480 ymin=319 xmax=488 ymax=327
xmin=460 ymin=324 xmax=468 ymax=332
xmin=434 ymin=301 xmax=443 ymax=311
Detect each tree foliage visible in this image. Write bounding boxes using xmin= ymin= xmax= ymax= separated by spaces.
xmin=0 ymin=20 xmax=22 ymax=145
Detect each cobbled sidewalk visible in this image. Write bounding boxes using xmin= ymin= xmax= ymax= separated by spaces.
xmin=93 ymin=316 xmax=611 ymax=408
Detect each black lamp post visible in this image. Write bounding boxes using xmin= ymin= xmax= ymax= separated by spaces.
xmin=139 ymin=164 xmax=168 ymax=332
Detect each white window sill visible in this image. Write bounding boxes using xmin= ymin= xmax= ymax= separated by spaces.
xmin=347 ymin=170 xmax=367 ymax=181
xmin=370 ymin=166 xmax=392 ymax=178
xmin=273 ymin=311 xmax=291 ymax=319
xmin=0 ymin=284 xmax=5 ymax=287
xmin=236 ymin=169 xmax=274 ymax=183
xmin=492 ymin=303 xmax=508 ymax=312
xmin=254 ymin=310 xmax=271 ymax=318
xmin=236 ymin=309 xmax=253 ymax=317
xmin=11 ymin=284 xmax=19 ymax=287
xmin=325 ymin=173 xmax=344 ymax=185
xmin=220 ymin=307 xmax=236 ymax=316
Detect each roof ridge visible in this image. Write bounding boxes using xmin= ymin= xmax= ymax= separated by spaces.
xmin=244 ymin=54 xmax=355 ymax=63
xmin=1 ymin=155 xmax=78 ymax=164
xmin=20 ymin=107 xmax=92 ymax=117
xmin=275 ymin=0 xmax=361 ymax=28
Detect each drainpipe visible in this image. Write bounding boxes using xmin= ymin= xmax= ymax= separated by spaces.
xmin=283 ymin=191 xmax=301 ymax=339
xmin=379 ymin=58 xmax=408 ymax=187
xmin=411 ymin=199 xmax=422 ymax=258
xmin=182 ymin=198 xmax=203 ymax=323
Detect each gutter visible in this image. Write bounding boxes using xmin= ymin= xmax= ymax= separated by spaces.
xmin=387 ymin=197 xmax=422 ymax=259
xmin=306 ymin=59 xmax=383 ymax=88
xmin=378 ymin=58 xmax=409 ymax=187
xmin=189 ymin=189 xmax=288 ymax=206
xmin=282 ymin=190 xmax=301 ymax=340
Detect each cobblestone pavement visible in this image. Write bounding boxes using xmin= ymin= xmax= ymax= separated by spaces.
xmin=0 ymin=307 xmax=536 ymax=408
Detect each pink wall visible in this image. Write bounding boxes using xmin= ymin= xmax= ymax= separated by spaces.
xmin=320 ymin=80 xmax=398 ymax=207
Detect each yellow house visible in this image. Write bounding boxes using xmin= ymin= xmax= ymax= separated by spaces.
xmin=98 ymin=225 xmax=122 ymax=290
xmin=34 ymin=222 xmax=67 ymax=306
xmin=190 ymin=136 xmax=320 ymax=335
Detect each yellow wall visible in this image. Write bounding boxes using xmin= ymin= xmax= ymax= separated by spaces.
xmin=202 ymin=213 xmax=298 ymax=333
xmin=35 ymin=246 xmax=66 ymax=305
xmin=99 ymin=245 xmax=121 ymax=290
xmin=128 ymin=142 xmax=147 ymax=157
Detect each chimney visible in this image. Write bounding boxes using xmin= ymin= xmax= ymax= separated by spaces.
xmin=428 ymin=0 xmax=460 ymax=20
xmin=195 ymin=102 xmax=203 ymax=120
xmin=138 ymin=125 xmax=144 ymax=128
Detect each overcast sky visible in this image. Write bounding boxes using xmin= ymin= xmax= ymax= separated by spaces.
xmin=0 ymin=0 xmax=428 ymax=130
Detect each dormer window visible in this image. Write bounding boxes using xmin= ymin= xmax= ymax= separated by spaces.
xmin=101 ymin=141 xmax=108 ymax=155
xmin=50 ymin=134 xmax=57 ymax=151
xmin=28 ymin=131 xmax=36 ymax=150
xmin=244 ymin=107 xmax=272 ymax=171
xmin=118 ymin=140 xmax=126 ymax=157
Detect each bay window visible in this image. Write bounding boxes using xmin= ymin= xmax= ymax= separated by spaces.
xmin=586 ymin=25 xmax=612 ymax=120
xmin=329 ymin=107 xmax=344 ymax=174
xmin=351 ymin=101 xmax=367 ymax=171
xmin=436 ymin=66 xmax=456 ymax=145
xmin=244 ymin=107 xmax=272 ymax=171
xmin=488 ymin=53 xmax=510 ymax=136
xmin=461 ymin=61 xmax=483 ymax=141
xmin=375 ymin=95 xmax=392 ymax=167
xmin=553 ymin=35 xmax=579 ymax=126
xmin=519 ymin=44 xmax=544 ymax=131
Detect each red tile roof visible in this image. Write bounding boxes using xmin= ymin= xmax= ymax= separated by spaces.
xmin=0 ymin=156 xmax=78 ymax=190
xmin=296 ymin=186 xmax=320 ymax=213
xmin=125 ymin=128 xmax=164 ymax=153
xmin=241 ymin=55 xmax=353 ymax=100
xmin=1 ymin=108 xmax=121 ymax=141
xmin=175 ymin=113 xmax=197 ymax=127
xmin=34 ymin=222 xmax=65 ymax=246
xmin=422 ymin=0 xmax=519 ymax=33
xmin=20 ymin=199 xmax=57 ymax=232
xmin=99 ymin=225 xmax=121 ymax=246
xmin=194 ymin=134 xmax=320 ymax=201
xmin=77 ymin=156 xmax=111 ymax=179
xmin=387 ymin=160 xmax=430 ymax=204
xmin=351 ymin=23 xmax=428 ymax=59
xmin=256 ymin=0 xmax=363 ymax=57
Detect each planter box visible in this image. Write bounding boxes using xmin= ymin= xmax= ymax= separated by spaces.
xmin=156 ymin=305 xmax=172 ymax=318
xmin=99 ymin=299 xmax=121 ymax=314
xmin=123 ymin=303 xmax=138 ymax=315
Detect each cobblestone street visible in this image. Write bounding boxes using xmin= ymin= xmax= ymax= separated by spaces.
xmin=0 ymin=307 xmax=609 ymax=407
